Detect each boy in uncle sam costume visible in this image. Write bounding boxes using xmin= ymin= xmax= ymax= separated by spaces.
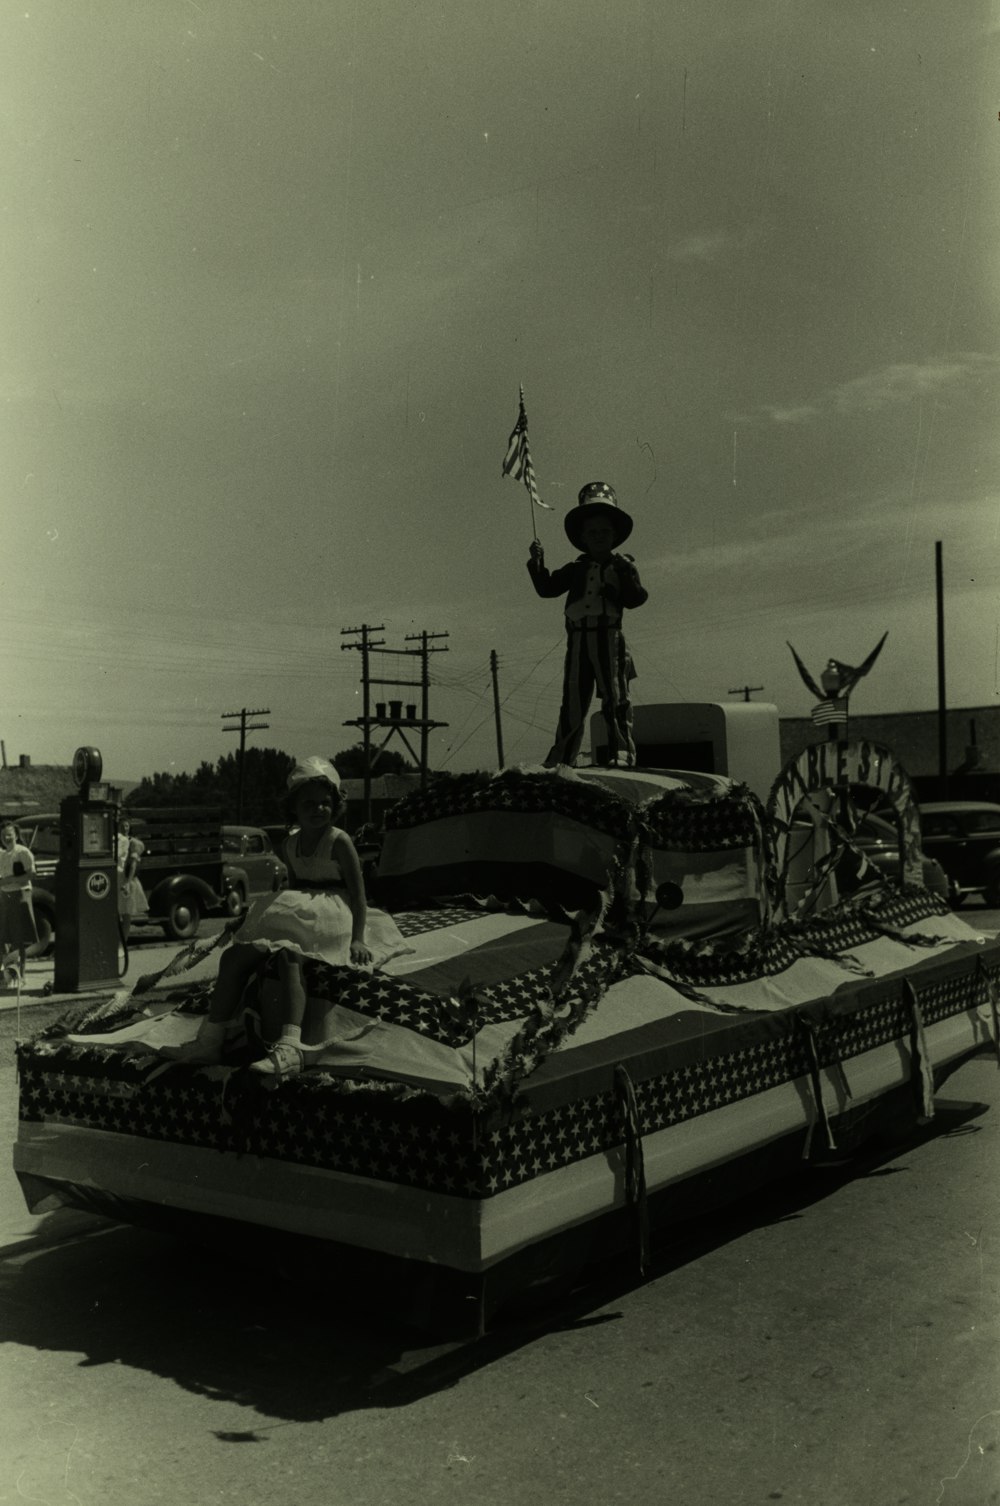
xmin=528 ymin=482 xmax=648 ymax=768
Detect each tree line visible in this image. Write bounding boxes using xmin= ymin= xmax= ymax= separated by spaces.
xmin=126 ymin=745 xmax=418 ymax=825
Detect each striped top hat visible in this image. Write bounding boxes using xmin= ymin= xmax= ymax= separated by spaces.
xmin=565 ymin=482 xmax=634 ymax=550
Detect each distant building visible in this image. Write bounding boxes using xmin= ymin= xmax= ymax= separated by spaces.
xmin=779 ymin=704 xmax=1000 ymax=798
xmin=0 ymin=763 xmax=140 ymax=819
xmin=0 ymin=763 xmax=76 ymax=818
xmin=340 ymin=773 xmax=423 ymax=829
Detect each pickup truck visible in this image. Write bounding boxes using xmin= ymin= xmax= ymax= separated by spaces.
xmin=17 ymin=809 xmax=287 ymax=947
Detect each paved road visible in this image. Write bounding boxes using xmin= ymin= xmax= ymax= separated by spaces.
xmin=2 ymin=916 xmax=998 ymax=1505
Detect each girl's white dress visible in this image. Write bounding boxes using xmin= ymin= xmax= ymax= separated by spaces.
xmin=118 ymin=837 xmax=149 ymax=919
xmin=236 ymin=826 xmax=409 ymax=969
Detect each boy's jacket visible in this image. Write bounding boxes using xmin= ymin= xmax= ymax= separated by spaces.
xmin=527 ymin=553 xmax=648 ymax=611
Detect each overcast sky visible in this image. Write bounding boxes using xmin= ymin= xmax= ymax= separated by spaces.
xmin=5 ymin=1 xmax=999 ymax=781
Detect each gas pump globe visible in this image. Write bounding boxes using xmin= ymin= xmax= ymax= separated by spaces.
xmin=53 ymin=746 xmax=123 ymax=992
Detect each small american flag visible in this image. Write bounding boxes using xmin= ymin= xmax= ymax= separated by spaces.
xmin=811 ymin=698 xmax=848 ymax=726
xmin=502 ymin=385 xmax=551 ymax=508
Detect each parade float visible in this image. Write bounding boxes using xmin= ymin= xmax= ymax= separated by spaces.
xmin=12 ymin=732 xmax=1000 ymax=1331
xmin=11 ymin=413 xmax=1000 ymax=1328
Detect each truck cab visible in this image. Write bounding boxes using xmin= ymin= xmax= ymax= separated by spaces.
xmin=19 ymin=808 xmax=287 ymax=945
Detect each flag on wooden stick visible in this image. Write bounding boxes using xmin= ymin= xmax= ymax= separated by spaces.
xmin=502 ymin=385 xmax=551 ymax=509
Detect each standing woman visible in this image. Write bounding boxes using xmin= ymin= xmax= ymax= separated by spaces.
xmin=116 ymin=816 xmax=149 ymax=942
xmin=0 ymin=819 xmax=37 ymax=980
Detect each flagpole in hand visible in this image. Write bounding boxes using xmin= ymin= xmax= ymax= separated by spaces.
xmin=502 ymin=384 xmax=551 ymax=544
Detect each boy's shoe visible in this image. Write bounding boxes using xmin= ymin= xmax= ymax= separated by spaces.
xmin=158 ymin=1036 xmax=224 ymax=1065
xmin=247 ymin=1041 xmax=304 ymax=1081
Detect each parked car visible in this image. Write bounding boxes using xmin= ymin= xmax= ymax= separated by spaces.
xmin=13 ymin=814 xmax=287 ymax=946
xmin=219 ymin=825 xmax=288 ymax=916
xmin=853 ymin=812 xmax=950 ymax=900
xmin=9 ymin=813 xmax=59 ymax=956
xmin=785 ymin=804 xmax=950 ymax=907
xmin=918 ymin=801 xmax=1000 ymax=907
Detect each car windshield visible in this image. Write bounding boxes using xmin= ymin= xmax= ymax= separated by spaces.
xmin=961 ymin=810 xmax=1000 ymax=835
xmin=25 ymin=821 xmax=60 ymax=856
xmin=921 ymin=813 xmax=961 ymax=837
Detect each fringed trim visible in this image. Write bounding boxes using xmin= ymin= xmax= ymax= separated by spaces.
xmin=798 ymin=1013 xmax=837 ymax=1160
xmin=475 ymin=878 xmax=620 ymax=1108
xmin=857 ymin=900 xmax=953 ymax=950
xmin=614 ymin=1063 xmax=650 ymax=1277
xmin=785 ymin=936 xmax=875 ymax=977
xmin=633 ymin=838 xmax=654 ymax=913
xmin=903 ymin=978 xmax=935 ymax=1123
xmin=631 ymin=954 xmax=761 ymax=1013
xmin=796 ymin=839 xmax=874 ymax=922
xmin=976 ymin=958 xmax=1000 ymax=1068
xmin=131 ymin=915 xmax=245 ymax=998
xmin=749 ymin=797 xmax=774 ymax=928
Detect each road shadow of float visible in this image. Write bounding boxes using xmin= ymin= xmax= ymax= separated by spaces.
xmin=0 ymin=1215 xmax=629 ymax=1424
xmin=0 ymin=1087 xmax=990 ymax=1426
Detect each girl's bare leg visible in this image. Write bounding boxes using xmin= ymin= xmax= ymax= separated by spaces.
xmin=248 ymin=950 xmax=306 ymax=1079
xmin=278 ymin=951 xmax=307 ymax=1029
xmin=160 ymin=943 xmax=262 ymax=1061
xmin=206 ymin=944 xmax=264 ymax=1022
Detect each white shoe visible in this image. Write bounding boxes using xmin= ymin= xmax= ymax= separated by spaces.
xmin=247 ymin=1041 xmax=304 ymax=1081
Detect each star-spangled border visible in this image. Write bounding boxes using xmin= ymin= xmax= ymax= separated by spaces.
xmin=640 ymin=887 xmax=954 ymax=986
xmin=640 ymin=782 xmax=762 ymax=853
xmin=34 ymin=888 xmax=965 ymax=1054
xmin=18 ymin=954 xmax=997 ymax=1201
xmin=384 ymin=768 xmax=637 ymax=840
xmin=383 ymin=769 xmax=766 ymax=859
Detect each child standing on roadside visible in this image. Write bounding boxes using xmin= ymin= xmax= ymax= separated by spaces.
xmin=161 ymin=757 xmax=409 ymax=1079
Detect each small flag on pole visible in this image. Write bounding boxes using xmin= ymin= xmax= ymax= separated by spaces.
xmin=810 ymin=699 xmax=848 ymax=727
xmin=502 ymin=385 xmax=552 ymax=508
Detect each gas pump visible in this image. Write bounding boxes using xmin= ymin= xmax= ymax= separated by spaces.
xmin=53 ymin=746 xmax=122 ymax=992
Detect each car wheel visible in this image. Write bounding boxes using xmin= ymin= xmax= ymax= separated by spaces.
xmin=224 ymin=885 xmax=246 ymax=918
xmin=983 ymin=874 xmax=1000 ymax=909
xmin=164 ymin=897 xmax=201 ymax=941
xmin=949 ymin=882 xmax=965 ymax=909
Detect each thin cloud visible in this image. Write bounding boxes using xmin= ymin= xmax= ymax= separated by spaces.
xmin=755 ymin=353 xmax=1000 ymax=425
xmin=764 ymin=402 xmax=819 ymax=425
xmin=666 ymin=225 xmax=759 ymax=264
xmin=651 ymin=485 xmax=997 ymax=582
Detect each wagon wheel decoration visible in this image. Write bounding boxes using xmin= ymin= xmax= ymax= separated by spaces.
xmin=766 ymin=740 xmax=923 ymax=924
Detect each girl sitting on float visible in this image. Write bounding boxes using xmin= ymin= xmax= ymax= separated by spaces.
xmin=161 ymin=756 xmax=408 ymax=1079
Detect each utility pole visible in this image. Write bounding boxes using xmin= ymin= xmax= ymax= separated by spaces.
xmin=490 ymin=649 xmax=505 ymax=768
xmin=406 ymin=630 xmax=450 ymax=781
xmin=728 ymin=685 xmax=764 ymax=703
xmin=221 ymin=707 xmax=270 ymax=822
xmin=342 ymin=626 xmax=448 ymax=821
xmin=340 ymin=624 xmax=385 ymax=820
xmin=936 ymin=540 xmax=948 ymax=793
